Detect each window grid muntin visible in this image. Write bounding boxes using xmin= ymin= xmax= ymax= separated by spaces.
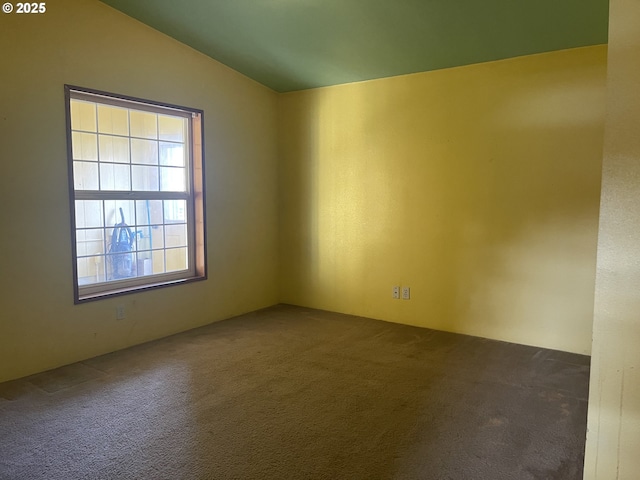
xmin=70 ymin=100 xmax=189 ymax=194
xmin=74 ymin=196 xmax=191 ymax=287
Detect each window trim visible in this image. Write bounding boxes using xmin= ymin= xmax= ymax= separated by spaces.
xmin=65 ymin=85 xmax=207 ymax=303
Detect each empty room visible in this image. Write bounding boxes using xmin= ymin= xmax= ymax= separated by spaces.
xmin=1 ymin=0 xmax=639 ymax=479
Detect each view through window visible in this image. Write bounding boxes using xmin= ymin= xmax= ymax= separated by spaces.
xmin=66 ymin=86 xmax=206 ymax=302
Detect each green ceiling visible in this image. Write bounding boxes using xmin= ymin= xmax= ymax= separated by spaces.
xmin=99 ymin=0 xmax=609 ymax=93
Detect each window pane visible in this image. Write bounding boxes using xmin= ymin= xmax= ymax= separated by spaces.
xmin=99 ymin=135 xmax=130 ymax=163
xmin=136 ymin=200 xmax=163 ymax=226
xmin=97 ymin=105 xmax=128 ymax=136
xmin=151 ymin=226 xmax=165 ymax=249
xmin=159 ymin=143 xmax=185 ymax=167
xmin=76 ymin=228 xmax=106 ymax=257
xmin=152 ymin=250 xmax=165 ymax=274
xmin=100 ymin=163 xmax=131 ymax=190
xmin=104 ymin=200 xmax=135 ymax=230
xmin=70 ymin=100 xmax=96 ymax=132
xmin=160 ymin=167 xmax=186 ymax=192
xmin=77 ymin=255 xmax=106 ymax=286
xmin=130 ymin=110 xmax=157 ymax=139
xmin=73 ymin=161 xmax=99 ymax=190
xmin=165 ymin=247 xmax=188 ymax=272
xmin=131 ymin=138 xmax=158 ymax=165
xmin=135 ymin=225 xmax=153 ymax=251
xmin=75 ymin=200 xmax=104 ymax=228
xmin=158 ymin=115 xmax=185 ymax=142
xmin=135 ymin=251 xmax=154 ymax=277
xmin=72 ymin=132 xmax=98 ymax=161
xmin=164 ymin=200 xmax=187 ymax=222
xmin=106 ymin=251 xmax=136 ymax=280
xmin=132 ymin=165 xmax=159 ymax=191
xmin=132 ymin=224 xmax=164 ymax=251
xmin=165 ymin=224 xmax=187 ymax=248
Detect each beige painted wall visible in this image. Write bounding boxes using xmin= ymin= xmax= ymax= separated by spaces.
xmin=0 ymin=0 xmax=279 ymax=382
xmin=584 ymin=0 xmax=640 ymax=478
xmin=279 ymin=46 xmax=607 ymax=354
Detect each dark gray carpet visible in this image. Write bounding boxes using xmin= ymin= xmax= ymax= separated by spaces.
xmin=0 ymin=305 xmax=590 ymax=479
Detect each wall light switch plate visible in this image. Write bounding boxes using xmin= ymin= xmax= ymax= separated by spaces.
xmin=116 ymin=305 xmax=126 ymax=320
xmin=392 ymin=286 xmax=400 ymax=299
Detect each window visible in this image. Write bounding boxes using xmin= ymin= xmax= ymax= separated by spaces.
xmin=65 ymin=86 xmax=206 ymax=302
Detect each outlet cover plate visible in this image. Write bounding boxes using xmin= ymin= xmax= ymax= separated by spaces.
xmin=392 ymin=286 xmax=400 ymax=299
xmin=402 ymin=286 xmax=410 ymax=300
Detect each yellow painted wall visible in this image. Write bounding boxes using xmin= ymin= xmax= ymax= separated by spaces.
xmin=0 ymin=0 xmax=279 ymax=382
xmin=279 ymin=46 xmax=607 ymax=354
xmin=584 ymin=0 xmax=640 ymax=478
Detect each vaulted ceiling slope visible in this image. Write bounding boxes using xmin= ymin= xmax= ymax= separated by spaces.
xmin=99 ymin=0 xmax=609 ymax=93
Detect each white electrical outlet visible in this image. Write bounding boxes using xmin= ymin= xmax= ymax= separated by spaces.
xmin=402 ymin=286 xmax=410 ymax=300
xmin=392 ymin=286 xmax=400 ymax=299
xmin=116 ymin=305 xmax=126 ymax=320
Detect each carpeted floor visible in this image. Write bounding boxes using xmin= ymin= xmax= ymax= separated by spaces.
xmin=0 ymin=305 xmax=590 ymax=480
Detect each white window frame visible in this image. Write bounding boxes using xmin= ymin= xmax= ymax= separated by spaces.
xmin=65 ymin=86 xmax=207 ymax=303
